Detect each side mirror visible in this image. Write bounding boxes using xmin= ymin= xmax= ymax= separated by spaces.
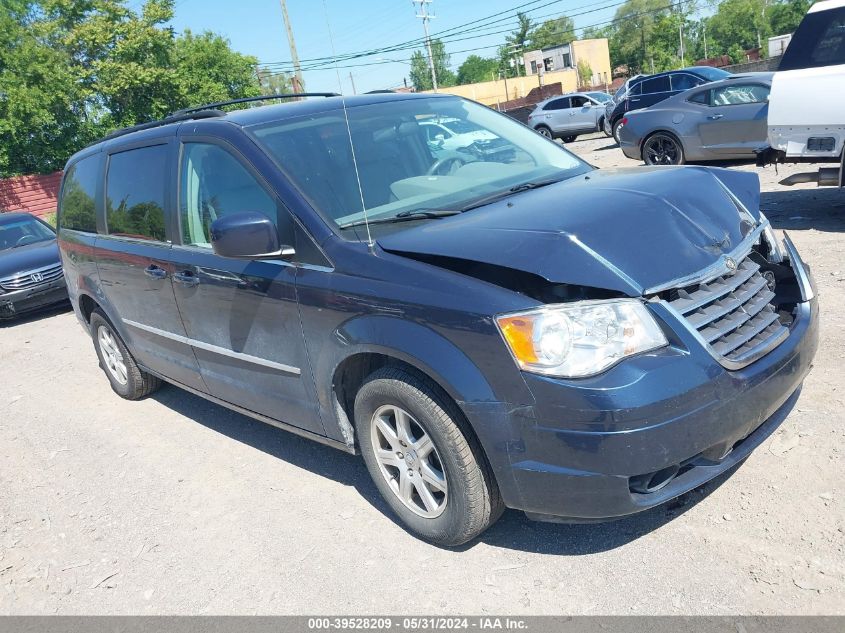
xmin=210 ymin=211 xmax=295 ymax=260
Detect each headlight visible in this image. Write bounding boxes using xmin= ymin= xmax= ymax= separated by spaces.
xmin=759 ymin=212 xmax=784 ymax=263
xmin=496 ymin=299 xmax=668 ymax=378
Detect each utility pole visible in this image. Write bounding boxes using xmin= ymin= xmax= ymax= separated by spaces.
xmin=349 ymin=72 xmax=357 ymax=95
xmin=703 ymin=22 xmax=708 ymax=59
xmin=279 ymin=0 xmax=303 ymax=93
xmin=413 ymin=0 xmax=438 ymax=92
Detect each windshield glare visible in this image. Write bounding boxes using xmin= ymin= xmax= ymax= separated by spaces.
xmin=587 ymin=92 xmax=611 ymax=102
xmin=691 ymin=66 xmax=732 ymax=81
xmin=251 ymin=97 xmax=590 ymax=238
xmin=0 ymin=217 xmax=55 ymax=251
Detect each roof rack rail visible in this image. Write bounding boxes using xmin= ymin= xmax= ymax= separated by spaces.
xmin=97 ymin=109 xmax=225 ymax=144
xmin=173 ymin=92 xmax=340 ymax=116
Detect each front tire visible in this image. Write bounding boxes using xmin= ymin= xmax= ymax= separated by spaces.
xmin=90 ymin=309 xmax=161 ymax=400
xmin=562 ymin=135 xmax=577 ymax=143
xmin=355 ymin=366 xmax=503 ymax=546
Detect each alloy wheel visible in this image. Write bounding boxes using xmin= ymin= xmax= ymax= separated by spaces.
xmin=537 ymin=127 xmax=552 ymax=139
xmin=98 ymin=325 xmax=128 ymax=385
xmin=644 ymin=135 xmax=682 ymax=165
xmin=370 ymin=404 xmax=448 ymax=518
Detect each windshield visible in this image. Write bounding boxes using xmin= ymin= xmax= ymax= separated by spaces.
xmin=587 ymin=92 xmax=611 ymax=103
xmin=250 ymin=96 xmax=590 ymax=239
xmin=690 ymin=66 xmax=732 ymax=81
xmin=440 ymin=119 xmax=487 ymax=135
xmin=0 ymin=216 xmax=55 ymax=251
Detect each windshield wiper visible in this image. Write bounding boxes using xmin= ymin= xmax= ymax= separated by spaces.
xmin=457 ymin=176 xmax=569 ymax=212
xmin=338 ymin=209 xmax=460 ymax=230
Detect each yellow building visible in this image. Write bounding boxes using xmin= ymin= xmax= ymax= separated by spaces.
xmin=427 ymin=38 xmax=611 ymax=108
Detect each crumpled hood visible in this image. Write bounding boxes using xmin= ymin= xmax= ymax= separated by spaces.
xmin=0 ymin=239 xmax=60 ymax=280
xmin=378 ymin=166 xmax=761 ymax=297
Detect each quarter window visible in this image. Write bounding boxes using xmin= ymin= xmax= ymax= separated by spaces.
xmin=711 ymin=84 xmax=770 ymax=106
xmin=670 ymin=74 xmax=702 ymax=91
xmin=106 ymin=145 xmax=168 ymax=241
xmin=179 ymin=143 xmax=283 ymax=247
xmin=59 ymin=155 xmax=99 ymax=233
xmin=688 ymin=90 xmax=710 ymax=105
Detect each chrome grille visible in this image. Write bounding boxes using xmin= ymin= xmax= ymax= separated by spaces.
xmin=0 ymin=263 xmax=63 ymax=291
xmin=665 ymin=257 xmax=788 ymax=368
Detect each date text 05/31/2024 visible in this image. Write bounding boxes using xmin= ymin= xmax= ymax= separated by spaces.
xmin=307 ymin=617 xmax=529 ymax=630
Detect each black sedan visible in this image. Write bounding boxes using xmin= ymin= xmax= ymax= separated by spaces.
xmin=0 ymin=212 xmax=68 ymax=320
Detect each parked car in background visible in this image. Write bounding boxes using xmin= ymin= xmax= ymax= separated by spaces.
xmin=619 ymin=74 xmax=773 ymax=165
xmin=0 ymin=212 xmax=67 ymax=320
xmin=607 ymin=66 xmax=733 ymax=143
xmin=419 ymin=116 xmax=513 ymax=164
xmin=527 ymin=91 xmax=611 ymax=142
xmin=761 ymin=0 xmax=845 ymax=188
xmin=59 ymin=92 xmax=817 ymax=546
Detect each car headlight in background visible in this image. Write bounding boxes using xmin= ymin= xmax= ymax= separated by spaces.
xmin=759 ymin=212 xmax=784 ymax=263
xmin=496 ymin=299 xmax=668 ymax=378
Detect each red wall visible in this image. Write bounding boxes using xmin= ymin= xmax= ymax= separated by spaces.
xmin=0 ymin=171 xmax=63 ymax=218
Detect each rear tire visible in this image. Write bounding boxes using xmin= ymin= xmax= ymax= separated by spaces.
xmin=642 ymin=132 xmax=685 ymax=165
xmin=535 ymin=125 xmax=553 ymax=139
xmin=90 ymin=309 xmax=161 ymax=400
xmin=612 ymin=119 xmax=624 ymax=144
xmin=355 ymin=366 xmax=503 ymax=546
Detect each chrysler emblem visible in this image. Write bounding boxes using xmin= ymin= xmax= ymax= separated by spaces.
xmin=724 ymin=257 xmax=737 ymax=273
xmin=30 ymin=272 xmax=44 ymax=283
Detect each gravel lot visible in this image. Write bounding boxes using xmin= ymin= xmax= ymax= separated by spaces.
xmin=1 ymin=134 xmax=843 ymax=615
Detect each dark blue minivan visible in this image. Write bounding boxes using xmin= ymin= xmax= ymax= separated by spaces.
xmin=57 ymin=93 xmax=818 ymax=545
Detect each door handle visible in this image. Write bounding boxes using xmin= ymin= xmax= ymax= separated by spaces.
xmin=143 ymin=265 xmax=167 ymax=280
xmin=708 ymin=114 xmax=724 ymax=120
xmin=173 ymin=270 xmax=199 ymax=287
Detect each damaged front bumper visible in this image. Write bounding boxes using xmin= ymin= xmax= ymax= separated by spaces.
xmin=467 ymin=237 xmax=819 ymax=522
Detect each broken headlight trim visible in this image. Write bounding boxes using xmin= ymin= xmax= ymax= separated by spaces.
xmin=759 ymin=212 xmax=784 ymax=263
xmin=496 ymin=299 xmax=668 ymax=378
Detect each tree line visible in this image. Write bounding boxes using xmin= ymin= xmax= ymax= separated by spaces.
xmin=410 ymin=0 xmax=811 ymax=91
xmin=0 ymin=0 xmax=286 ymax=178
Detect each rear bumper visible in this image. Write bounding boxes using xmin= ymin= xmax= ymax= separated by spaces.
xmin=0 ymin=277 xmax=68 ymax=320
xmin=465 ymin=251 xmax=819 ymax=521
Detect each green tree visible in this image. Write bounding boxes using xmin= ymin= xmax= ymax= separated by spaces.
xmin=409 ymin=39 xmax=455 ymax=91
xmin=0 ymin=0 xmax=262 ymax=178
xmin=257 ymin=67 xmax=294 ymax=95
xmin=609 ymin=0 xmax=675 ymax=74
xmin=529 ymin=16 xmax=575 ymax=50
xmin=768 ymin=0 xmax=813 ymax=35
xmin=706 ymin=0 xmax=770 ymax=55
xmin=577 ymin=60 xmax=593 ymax=88
xmin=456 ymin=55 xmax=499 ymax=85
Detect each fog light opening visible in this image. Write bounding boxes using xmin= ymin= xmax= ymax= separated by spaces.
xmin=629 ymin=464 xmax=681 ymax=494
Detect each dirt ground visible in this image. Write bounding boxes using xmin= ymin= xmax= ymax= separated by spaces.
xmin=1 ymin=134 xmax=843 ymax=615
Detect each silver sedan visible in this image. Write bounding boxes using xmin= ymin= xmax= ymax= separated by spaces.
xmin=619 ymin=74 xmax=772 ymax=165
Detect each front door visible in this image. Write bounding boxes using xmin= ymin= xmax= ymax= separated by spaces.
xmin=698 ymin=83 xmax=771 ymax=155
xmin=568 ymin=95 xmax=597 ymax=132
xmin=96 ymin=142 xmax=205 ymax=391
xmin=169 ymin=140 xmax=325 ymax=435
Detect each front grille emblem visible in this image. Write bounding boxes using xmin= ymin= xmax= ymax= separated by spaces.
xmin=30 ymin=272 xmax=44 ymax=283
xmin=724 ymin=257 xmax=737 ymax=274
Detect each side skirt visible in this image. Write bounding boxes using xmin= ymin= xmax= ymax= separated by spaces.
xmin=138 ymin=364 xmax=357 ymax=455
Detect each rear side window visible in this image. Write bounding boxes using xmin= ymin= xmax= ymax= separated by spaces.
xmin=59 ymin=156 xmax=99 ymax=233
xmin=570 ymin=96 xmax=590 ymax=107
xmin=640 ymin=76 xmax=671 ymax=94
xmin=779 ymin=7 xmax=845 ymax=71
xmin=543 ymin=98 xmax=570 ymax=110
xmin=179 ymin=143 xmax=286 ymax=247
xmin=105 ymin=145 xmax=168 ymax=241
xmin=670 ymin=74 xmax=702 ymax=91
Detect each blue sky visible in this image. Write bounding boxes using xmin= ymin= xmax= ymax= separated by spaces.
xmin=167 ymin=0 xmax=628 ymax=95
